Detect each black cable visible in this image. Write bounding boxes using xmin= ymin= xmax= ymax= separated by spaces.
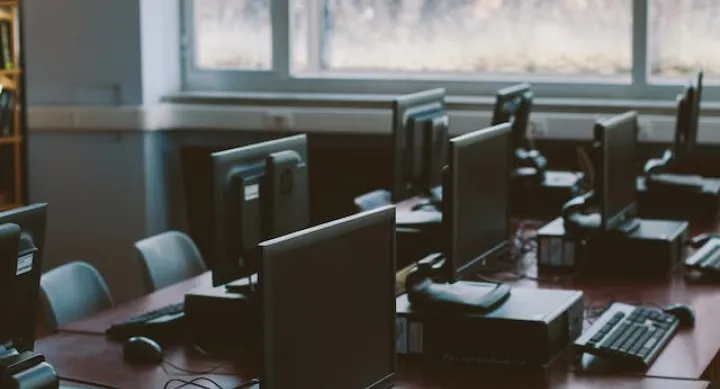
xmin=163 ymin=377 xmax=217 ymax=389
xmin=58 ymin=376 xmax=124 ymax=389
xmin=163 ymin=377 xmax=259 ymax=389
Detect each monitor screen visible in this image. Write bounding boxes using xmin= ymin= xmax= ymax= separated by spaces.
xmin=260 ymin=206 xmax=396 ymax=389
xmin=444 ymin=123 xmax=511 ymax=282
xmin=392 ymin=88 xmax=446 ymax=202
xmin=0 ymin=203 xmax=47 ymax=353
xmin=595 ymin=112 xmax=638 ymax=231
xmin=211 ymin=135 xmax=309 ymax=286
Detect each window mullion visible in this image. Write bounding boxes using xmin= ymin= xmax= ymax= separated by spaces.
xmin=306 ymin=0 xmax=323 ymax=73
xmin=632 ymin=0 xmax=649 ymax=91
xmin=272 ymin=0 xmax=291 ymax=78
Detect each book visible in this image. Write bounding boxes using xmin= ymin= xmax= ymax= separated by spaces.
xmin=0 ymin=88 xmax=14 ymax=137
xmin=0 ymin=20 xmax=11 ymax=69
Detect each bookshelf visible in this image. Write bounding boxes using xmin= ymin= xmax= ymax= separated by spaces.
xmin=0 ymin=0 xmax=25 ymax=210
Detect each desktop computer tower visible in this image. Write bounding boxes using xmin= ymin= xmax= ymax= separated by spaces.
xmin=637 ymin=177 xmax=720 ymax=223
xmin=536 ymin=217 xmax=688 ymax=275
xmin=184 ymin=285 xmax=260 ymax=355
xmin=395 ymin=287 xmax=584 ymax=368
xmin=512 ymin=171 xmax=582 ymax=218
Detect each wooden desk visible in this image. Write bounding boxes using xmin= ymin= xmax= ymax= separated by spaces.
xmin=39 ymin=271 xmax=710 ymax=389
xmin=38 ymin=206 xmax=719 ymax=389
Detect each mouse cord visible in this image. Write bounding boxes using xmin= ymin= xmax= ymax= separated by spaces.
xmin=163 ymin=377 xmax=259 ymax=389
xmin=163 ymin=377 xmax=219 ymax=389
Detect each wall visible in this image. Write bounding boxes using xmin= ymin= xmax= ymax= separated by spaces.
xmin=24 ymin=0 xmax=179 ymax=302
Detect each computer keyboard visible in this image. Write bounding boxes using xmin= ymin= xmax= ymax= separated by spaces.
xmin=574 ymin=303 xmax=678 ymax=369
xmin=106 ymin=302 xmax=184 ymax=341
xmin=685 ymin=237 xmax=720 ymax=277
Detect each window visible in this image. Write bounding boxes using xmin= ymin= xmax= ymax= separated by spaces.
xmin=183 ymin=0 xmax=718 ymax=100
xmin=192 ymin=0 xmax=272 ymax=69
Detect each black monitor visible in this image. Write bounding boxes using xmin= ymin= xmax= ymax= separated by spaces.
xmin=675 ymin=71 xmax=703 ymax=165
xmin=404 ymin=124 xmax=512 ymax=312
xmin=443 ymin=123 xmax=512 ymax=282
xmin=595 ymin=112 xmax=639 ymax=231
xmin=211 ymin=135 xmax=309 ymax=286
xmin=409 ymin=112 xmax=449 ymax=200
xmin=644 ymin=71 xmax=704 ymax=176
xmin=392 ymin=88 xmax=448 ymax=202
xmin=491 ymin=83 xmax=533 ymax=151
xmin=259 ymin=206 xmax=396 ymax=389
xmin=0 ymin=203 xmax=48 ymax=353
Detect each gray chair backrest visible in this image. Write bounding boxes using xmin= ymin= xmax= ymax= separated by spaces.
xmin=39 ymin=261 xmax=115 ymax=332
xmin=134 ymin=230 xmax=207 ymax=294
xmin=353 ymin=189 xmax=392 ymax=212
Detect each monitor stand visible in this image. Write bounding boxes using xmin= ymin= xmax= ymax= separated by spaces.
xmin=405 ymin=253 xmax=511 ymax=313
xmin=0 ymin=346 xmax=58 ymax=389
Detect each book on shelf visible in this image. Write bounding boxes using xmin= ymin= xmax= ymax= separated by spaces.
xmin=0 ymin=86 xmax=14 ymax=137
xmin=0 ymin=19 xmax=11 ymax=70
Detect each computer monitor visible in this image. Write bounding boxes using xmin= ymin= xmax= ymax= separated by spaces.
xmin=491 ymin=83 xmax=533 ymax=150
xmin=644 ymin=72 xmax=704 ymax=177
xmin=594 ymin=112 xmax=639 ymax=231
xmin=443 ymin=123 xmax=512 ymax=282
xmin=259 ymin=205 xmax=396 ymax=389
xmin=211 ymin=135 xmax=309 ymax=286
xmin=409 ymin=112 xmax=449 ymax=200
xmin=392 ymin=88 xmax=447 ymax=202
xmin=0 ymin=203 xmax=48 ymax=353
xmin=675 ymin=71 xmax=703 ymax=165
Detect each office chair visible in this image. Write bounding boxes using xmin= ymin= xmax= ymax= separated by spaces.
xmin=353 ymin=189 xmax=392 ymax=212
xmin=134 ymin=230 xmax=207 ymax=294
xmin=39 ymin=261 xmax=115 ymax=332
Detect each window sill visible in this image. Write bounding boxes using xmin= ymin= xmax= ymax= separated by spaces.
xmin=168 ymin=91 xmax=720 ymax=115
xmin=27 ymin=93 xmax=720 ymax=146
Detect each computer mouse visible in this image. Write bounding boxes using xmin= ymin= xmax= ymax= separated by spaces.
xmin=122 ymin=336 xmax=164 ymax=365
xmin=663 ymin=304 xmax=695 ymax=327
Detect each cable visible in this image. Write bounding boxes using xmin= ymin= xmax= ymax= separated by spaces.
xmin=163 ymin=377 xmax=218 ymax=389
xmin=163 ymin=377 xmax=259 ymax=389
xmin=58 ymin=376 xmax=123 ymax=389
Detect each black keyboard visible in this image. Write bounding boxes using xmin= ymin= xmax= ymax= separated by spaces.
xmin=106 ymin=302 xmax=184 ymax=341
xmin=685 ymin=238 xmax=720 ymax=276
xmin=574 ymin=303 xmax=678 ymax=369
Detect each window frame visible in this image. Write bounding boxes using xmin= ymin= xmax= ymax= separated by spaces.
xmin=181 ymin=0 xmax=719 ymax=102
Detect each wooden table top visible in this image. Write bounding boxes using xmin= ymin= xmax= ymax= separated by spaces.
xmin=41 ymin=204 xmax=720 ymax=389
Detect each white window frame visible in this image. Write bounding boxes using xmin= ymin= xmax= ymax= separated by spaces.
xmin=181 ymin=0 xmax=719 ymax=102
